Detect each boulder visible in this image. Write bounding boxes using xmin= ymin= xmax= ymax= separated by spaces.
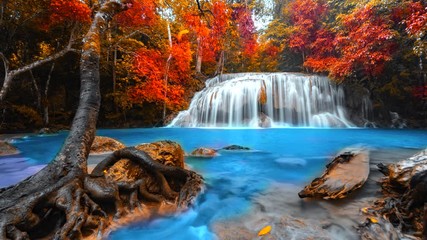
xmin=222 ymin=145 xmax=250 ymax=151
xmin=135 ymin=140 xmax=184 ymax=168
xmin=190 ymin=147 xmax=217 ymax=158
xmin=0 ymin=141 xmax=19 ymax=156
xmin=299 ymin=148 xmax=370 ymax=199
xmin=90 ymin=136 xmax=126 ymax=154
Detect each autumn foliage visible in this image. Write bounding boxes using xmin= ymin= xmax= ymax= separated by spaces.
xmin=232 ymin=6 xmax=257 ymax=57
xmin=49 ymin=0 xmax=91 ymax=24
xmin=130 ymin=37 xmax=192 ymax=110
xmin=115 ymin=0 xmax=158 ymax=28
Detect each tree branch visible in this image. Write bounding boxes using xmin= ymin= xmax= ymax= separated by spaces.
xmin=0 ymin=25 xmax=77 ymax=102
xmin=0 ymin=51 xmax=8 ymax=77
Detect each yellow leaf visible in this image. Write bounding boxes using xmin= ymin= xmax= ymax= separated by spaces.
xmin=368 ymin=217 xmax=378 ymax=223
xmin=177 ymin=29 xmax=189 ymax=42
xmin=103 ymin=170 xmax=107 ymax=174
xmin=258 ymin=225 xmax=271 ymax=236
xmin=361 ymin=207 xmax=368 ymax=213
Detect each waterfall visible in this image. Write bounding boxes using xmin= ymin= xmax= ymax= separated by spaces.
xmin=168 ymin=73 xmax=355 ymax=128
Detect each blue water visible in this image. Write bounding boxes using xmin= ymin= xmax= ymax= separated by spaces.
xmin=1 ymin=128 xmax=427 ymax=239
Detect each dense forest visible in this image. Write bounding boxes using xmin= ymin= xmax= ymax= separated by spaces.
xmin=0 ymin=0 xmax=426 ymax=132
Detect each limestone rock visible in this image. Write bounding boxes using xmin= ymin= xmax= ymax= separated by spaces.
xmin=135 ymin=140 xmax=184 ymax=168
xmin=90 ymin=136 xmax=126 ymax=154
xmin=0 ymin=141 xmax=19 ymax=156
xmin=190 ymin=147 xmax=217 ymax=158
xmin=299 ymin=148 xmax=370 ymax=199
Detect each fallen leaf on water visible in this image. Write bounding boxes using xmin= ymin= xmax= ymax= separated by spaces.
xmin=258 ymin=225 xmax=271 ymax=236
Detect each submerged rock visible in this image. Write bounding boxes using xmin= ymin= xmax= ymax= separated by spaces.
xmin=90 ymin=136 xmax=126 ymax=153
xmin=135 ymin=140 xmax=184 ymax=168
xmin=0 ymin=141 xmax=19 ymax=156
xmin=299 ymin=148 xmax=370 ymax=199
xmin=222 ymin=145 xmax=251 ymax=151
xmin=189 ymin=147 xmax=217 ymax=158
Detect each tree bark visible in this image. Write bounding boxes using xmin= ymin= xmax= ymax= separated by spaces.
xmin=0 ymin=1 xmax=203 ymax=239
xmin=43 ymin=62 xmax=55 ymax=127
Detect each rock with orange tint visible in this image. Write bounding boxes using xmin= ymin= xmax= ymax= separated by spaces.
xmin=298 ymin=147 xmax=369 ymax=199
xmin=190 ymin=147 xmax=217 ymax=158
xmin=90 ymin=136 xmax=125 ymax=153
xmin=0 ymin=141 xmax=19 ymax=156
xmin=135 ymin=140 xmax=184 ymax=168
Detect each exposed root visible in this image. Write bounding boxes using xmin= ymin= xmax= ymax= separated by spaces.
xmin=0 ymin=147 xmax=203 ymax=239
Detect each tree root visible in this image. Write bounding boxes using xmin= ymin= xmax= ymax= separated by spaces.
xmin=359 ymin=169 xmax=427 ymax=239
xmin=0 ymin=147 xmax=203 ymax=239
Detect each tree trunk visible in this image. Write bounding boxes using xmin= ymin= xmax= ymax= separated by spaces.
xmin=29 ymin=70 xmax=41 ymax=111
xmin=43 ymin=62 xmax=55 ymax=127
xmin=0 ymin=1 xmax=203 ymax=239
xmin=163 ymin=22 xmax=173 ymax=123
xmin=196 ymin=37 xmax=202 ymax=73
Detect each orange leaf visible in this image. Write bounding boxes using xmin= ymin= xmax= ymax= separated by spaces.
xmin=258 ymin=225 xmax=271 ymax=236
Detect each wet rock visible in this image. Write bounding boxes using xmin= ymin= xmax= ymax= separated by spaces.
xmin=389 ymin=112 xmax=407 ymax=128
xmin=135 ymin=140 xmax=184 ymax=168
xmin=0 ymin=141 xmax=19 ymax=156
xmin=358 ymin=216 xmax=402 ymax=240
xmin=299 ymin=148 xmax=370 ymax=199
xmin=90 ymin=136 xmax=126 ymax=154
xmin=259 ymin=112 xmax=272 ymax=128
xmin=38 ymin=127 xmax=56 ymax=134
xmin=189 ymin=147 xmax=217 ymax=158
xmin=222 ymin=145 xmax=250 ymax=151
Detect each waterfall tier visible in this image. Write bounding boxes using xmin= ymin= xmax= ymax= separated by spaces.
xmin=169 ymin=73 xmax=354 ymax=128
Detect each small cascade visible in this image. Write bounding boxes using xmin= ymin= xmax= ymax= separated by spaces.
xmin=169 ymin=73 xmax=355 ymax=128
xmin=361 ymin=96 xmax=376 ymax=128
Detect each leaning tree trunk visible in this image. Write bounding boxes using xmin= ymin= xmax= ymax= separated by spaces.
xmin=0 ymin=1 xmax=203 ymax=239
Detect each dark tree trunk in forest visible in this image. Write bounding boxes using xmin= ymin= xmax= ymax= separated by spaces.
xmin=0 ymin=1 xmax=203 ymax=239
xmin=43 ymin=62 xmax=55 ymax=127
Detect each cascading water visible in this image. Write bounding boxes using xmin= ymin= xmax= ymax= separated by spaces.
xmin=169 ymin=72 xmax=355 ymax=128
